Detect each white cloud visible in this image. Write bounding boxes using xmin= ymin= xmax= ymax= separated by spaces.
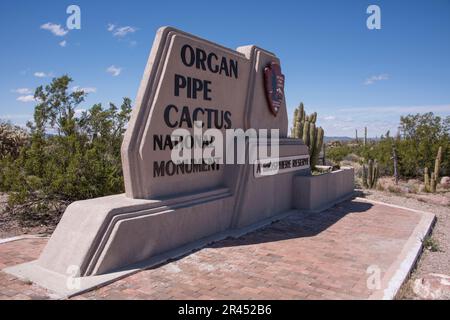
xmin=107 ymin=23 xmax=116 ymax=32
xmin=16 ymin=95 xmax=36 ymax=103
xmin=112 ymin=26 xmax=137 ymax=37
xmin=34 ymin=72 xmax=48 ymax=78
xmin=323 ymin=115 xmax=336 ymax=121
xmin=71 ymin=86 xmax=97 ymax=93
xmin=74 ymin=108 xmax=87 ymax=116
xmin=106 ymin=65 xmax=122 ymax=76
xmin=12 ymin=88 xmax=32 ymax=95
xmin=40 ymin=22 xmax=68 ymax=37
xmin=59 ymin=40 xmax=67 ymax=47
xmin=364 ymin=74 xmax=389 ymax=85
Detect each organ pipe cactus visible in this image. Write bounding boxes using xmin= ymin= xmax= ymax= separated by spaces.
xmin=424 ymin=167 xmax=430 ymax=192
xmin=434 ymin=146 xmax=442 ymax=182
xmin=431 ymin=173 xmax=437 ymax=193
xmin=362 ymin=159 xmax=378 ymax=189
xmin=424 ymin=147 xmax=442 ymax=193
xmin=291 ymin=103 xmax=324 ymax=168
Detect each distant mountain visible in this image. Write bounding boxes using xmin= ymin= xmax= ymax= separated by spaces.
xmin=324 ymin=136 xmax=382 ymax=143
xmin=324 ymin=136 xmax=353 ymax=143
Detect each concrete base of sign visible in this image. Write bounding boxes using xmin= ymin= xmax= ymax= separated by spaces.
xmin=5 ymin=139 xmax=322 ymax=297
xmin=4 ymin=207 xmax=299 ymax=298
xmin=293 ymin=167 xmax=355 ymax=213
xmin=4 ymin=169 xmax=356 ymax=298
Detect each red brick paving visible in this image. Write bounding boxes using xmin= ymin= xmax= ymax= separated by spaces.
xmin=0 ymin=238 xmax=51 ymax=300
xmin=0 ymin=199 xmax=424 ymax=300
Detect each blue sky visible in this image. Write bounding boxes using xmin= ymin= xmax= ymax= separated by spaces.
xmin=1 ymin=0 xmax=449 ymax=137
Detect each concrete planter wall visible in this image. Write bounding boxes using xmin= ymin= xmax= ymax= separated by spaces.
xmin=293 ymin=167 xmax=354 ymax=212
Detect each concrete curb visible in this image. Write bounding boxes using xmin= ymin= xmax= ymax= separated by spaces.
xmin=356 ymin=198 xmax=436 ymax=300
xmin=0 ymin=235 xmax=49 ymax=245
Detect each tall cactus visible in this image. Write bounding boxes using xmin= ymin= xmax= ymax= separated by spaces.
xmin=362 ymin=159 xmax=378 ymax=189
xmin=302 ymin=120 xmax=310 ymax=147
xmin=424 ymin=147 xmax=442 ymax=193
xmin=431 ymin=173 xmax=437 ymax=193
xmin=362 ymin=164 xmax=368 ymax=188
xmin=291 ymin=108 xmax=299 ymax=137
xmin=291 ymin=103 xmax=324 ymax=168
xmin=313 ymin=127 xmax=324 ymax=167
xmin=364 ymin=127 xmax=368 ymax=146
xmin=434 ymin=146 xmax=442 ymax=182
xmin=424 ymin=167 xmax=430 ymax=192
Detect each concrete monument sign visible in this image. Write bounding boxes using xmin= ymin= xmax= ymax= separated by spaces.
xmin=4 ymin=27 xmax=354 ymax=296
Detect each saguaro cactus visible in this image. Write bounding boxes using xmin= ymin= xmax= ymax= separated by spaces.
xmin=291 ymin=103 xmax=324 ymax=168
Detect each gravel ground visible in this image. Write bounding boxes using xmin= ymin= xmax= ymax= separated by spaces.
xmin=359 ymin=189 xmax=450 ymax=299
xmin=0 ymin=193 xmax=53 ymax=239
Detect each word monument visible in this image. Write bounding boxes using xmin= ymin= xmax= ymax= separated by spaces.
xmin=4 ymin=27 xmax=353 ymax=296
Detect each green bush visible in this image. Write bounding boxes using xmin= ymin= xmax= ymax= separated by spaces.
xmin=324 ymin=113 xmax=449 ymax=180
xmin=327 ymin=144 xmax=355 ymax=164
xmin=0 ymin=75 xmax=132 ymax=225
xmin=354 ymin=113 xmax=449 ymax=178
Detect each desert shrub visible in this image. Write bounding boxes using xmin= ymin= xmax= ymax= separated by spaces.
xmin=353 ymin=114 xmax=449 ymax=179
xmin=423 ymin=236 xmax=440 ymax=252
xmin=327 ymin=144 xmax=355 ymax=164
xmin=0 ymin=75 xmax=132 ymax=225
xmin=387 ymin=185 xmax=402 ymax=194
xmin=0 ymin=122 xmax=29 ymax=159
xmin=376 ymin=182 xmax=385 ymax=191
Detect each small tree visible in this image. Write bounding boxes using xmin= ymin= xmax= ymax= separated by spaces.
xmin=0 ymin=76 xmax=132 ymax=225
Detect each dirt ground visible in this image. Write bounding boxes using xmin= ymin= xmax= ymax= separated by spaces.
xmin=0 ymin=193 xmax=53 ymax=239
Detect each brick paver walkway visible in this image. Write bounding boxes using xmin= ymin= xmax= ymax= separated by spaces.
xmin=0 ymin=199 xmax=426 ymax=300
xmin=0 ymin=237 xmax=51 ymax=299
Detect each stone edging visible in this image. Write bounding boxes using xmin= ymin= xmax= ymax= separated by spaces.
xmin=0 ymin=235 xmax=49 ymax=245
xmin=357 ymin=198 xmax=436 ymax=300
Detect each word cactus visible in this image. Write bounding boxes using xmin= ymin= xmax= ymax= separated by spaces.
xmin=362 ymin=159 xmax=378 ymax=189
xmin=292 ymin=103 xmax=324 ymax=168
